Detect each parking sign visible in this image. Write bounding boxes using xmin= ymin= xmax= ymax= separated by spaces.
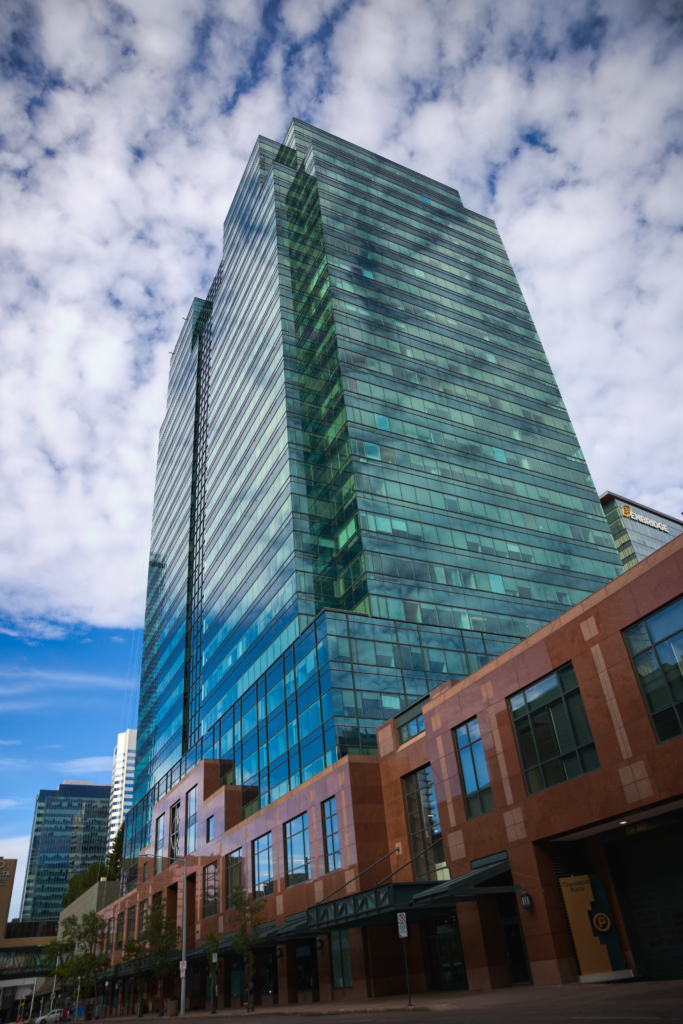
xmin=397 ymin=912 xmax=408 ymax=938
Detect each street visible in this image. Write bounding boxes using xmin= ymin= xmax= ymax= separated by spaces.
xmin=105 ymin=981 xmax=683 ymax=1024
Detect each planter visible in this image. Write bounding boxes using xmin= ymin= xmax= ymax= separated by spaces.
xmin=167 ymin=1001 xmax=179 ymax=1017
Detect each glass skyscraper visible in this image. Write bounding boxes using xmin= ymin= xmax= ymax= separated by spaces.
xmin=21 ymin=781 xmax=111 ymax=921
xmin=600 ymin=491 xmax=683 ymax=570
xmin=125 ymin=120 xmax=622 ymax=873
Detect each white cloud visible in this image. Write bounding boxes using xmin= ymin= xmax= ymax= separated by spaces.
xmin=0 ymin=0 xmax=681 ymax=638
xmin=0 ymin=739 xmax=21 ymax=745
xmin=55 ymin=756 xmax=112 ymax=774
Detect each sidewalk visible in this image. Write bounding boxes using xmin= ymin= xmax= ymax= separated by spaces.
xmin=102 ymin=991 xmax=478 ymax=1018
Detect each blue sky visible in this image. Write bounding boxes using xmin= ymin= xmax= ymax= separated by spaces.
xmin=1 ymin=0 xmax=682 ymax=916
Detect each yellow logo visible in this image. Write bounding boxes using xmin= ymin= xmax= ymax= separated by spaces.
xmin=621 ymin=504 xmax=632 ymax=518
xmin=593 ymin=912 xmax=611 ymax=933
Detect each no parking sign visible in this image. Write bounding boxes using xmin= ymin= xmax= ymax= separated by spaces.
xmin=397 ymin=912 xmax=408 ymax=938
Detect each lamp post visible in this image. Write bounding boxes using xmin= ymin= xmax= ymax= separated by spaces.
xmin=50 ymin=952 xmax=60 ymax=1011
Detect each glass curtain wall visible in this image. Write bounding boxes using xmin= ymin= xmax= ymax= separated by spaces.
xmin=124 ymin=119 xmax=623 ymax=876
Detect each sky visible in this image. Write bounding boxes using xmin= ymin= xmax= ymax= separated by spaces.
xmin=1 ymin=0 xmax=682 ymax=918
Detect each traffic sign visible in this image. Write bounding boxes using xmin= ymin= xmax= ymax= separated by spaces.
xmin=212 ymin=952 xmax=218 ymax=963
xmin=397 ymin=912 xmax=408 ymax=938
xmin=179 ymin=961 xmax=186 ymax=978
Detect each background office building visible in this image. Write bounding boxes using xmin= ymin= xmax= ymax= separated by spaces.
xmin=601 ymin=492 xmax=683 ymax=570
xmin=125 ymin=120 xmax=623 ymax=871
xmin=107 ymin=729 xmax=137 ymax=851
xmin=20 ymin=781 xmax=110 ymax=922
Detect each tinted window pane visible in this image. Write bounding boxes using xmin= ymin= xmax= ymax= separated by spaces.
xmin=508 ymin=662 xmax=598 ymax=796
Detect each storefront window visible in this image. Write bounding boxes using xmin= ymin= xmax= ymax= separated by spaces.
xmin=330 ymin=930 xmax=353 ymax=988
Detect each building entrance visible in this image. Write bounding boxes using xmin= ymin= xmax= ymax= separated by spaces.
xmin=423 ymin=917 xmax=468 ymax=990
xmin=605 ymin=814 xmax=683 ymax=980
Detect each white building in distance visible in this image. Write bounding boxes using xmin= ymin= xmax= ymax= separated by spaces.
xmin=107 ymin=729 xmax=137 ymax=852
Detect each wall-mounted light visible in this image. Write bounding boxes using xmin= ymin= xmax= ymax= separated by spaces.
xmin=275 ymin=947 xmax=283 ymax=959
xmin=520 ymin=891 xmax=533 ymax=911
xmin=243 ymin=955 xmax=249 ymax=965
xmin=316 ymin=939 xmax=324 ymax=951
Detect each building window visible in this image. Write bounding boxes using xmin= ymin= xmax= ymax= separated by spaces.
xmin=253 ymin=833 xmax=273 ymax=897
xmin=403 ymin=765 xmax=449 ymax=882
xmin=399 ymin=712 xmax=425 ymax=745
xmin=322 ymin=797 xmax=341 ymax=873
xmin=126 ymin=905 xmax=136 ymax=942
xmin=154 ymin=813 xmax=165 ymax=874
xmin=139 ymin=899 xmax=148 ymax=935
xmin=207 ymin=816 xmax=214 ymax=842
xmin=509 ymin=663 xmax=599 ymax=795
xmin=106 ymin=917 xmax=114 ymax=953
xmin=186 ymin=786 xmax=197 ymax=854
xmin=225 ymin=849 xmax=242 ymax=908
xmin=169 ymin=802 xmax=180 ymax=863
xmin=623 ymin=594 xmax=683 ymax=742
xmin=203 ymin=862 xmax=218 ymax=918
xmin=116 ymin=911 xmax=125 ymax=950
xmin=330 ymin=930 xmax=353 ymax=988
xmin=284 ymin=813 xmax=309 ymax=887
xmin=454 ymin=717 xmax=494 ymax=818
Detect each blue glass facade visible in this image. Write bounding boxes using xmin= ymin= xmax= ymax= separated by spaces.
xmin=21 ymin=782 xmax=111 ymax=921
xmin=124 ymin=120 xmax=622 ymax=877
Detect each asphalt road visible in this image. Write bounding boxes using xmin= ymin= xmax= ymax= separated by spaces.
xmin=174 ymin=980 xmax=683 ymax=1024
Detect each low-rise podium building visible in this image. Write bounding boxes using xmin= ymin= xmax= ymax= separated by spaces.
xmin=98 ymin=532 xmax=683 ymax=1010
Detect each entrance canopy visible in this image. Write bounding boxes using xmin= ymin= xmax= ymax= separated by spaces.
xmin=410 ymin=861 xmax=521 ymax=909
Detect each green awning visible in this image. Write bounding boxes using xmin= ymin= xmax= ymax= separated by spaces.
xmin=410 ymin=861 xmax=520 ymax=906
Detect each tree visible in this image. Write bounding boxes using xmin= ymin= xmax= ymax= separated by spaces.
xmin=54 ymin=912 xmax=110 ymax=999
xmin=227 ymin=889 xmax=267 ymax=1014
xmin=106 ymin=824 xmax=124 ymax=882
xmin=203 ymin=932 xmax=220 ymax=1015
xmin=141 ymin=897 xmax=181 ymax=1017
xmin=122 ymin=938 xmax=149 ymax=1018
xmin=61 ymin=863 xmax=107 ymax=909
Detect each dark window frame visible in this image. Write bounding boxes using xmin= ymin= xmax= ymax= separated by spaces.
xmin=253 ymin=833 xmax=273 ymax=897
xmin=203 ymin=861 xmax=218 ymax=918
xmin=453 ymin=716 xmax=494 ymax=818
xmin=623 ymin=594 xmax=683 ymax=743
xmin=169 ymin=802 xmax=180 ymax=863
xmin=186 ymin=786 xmax=198 ymax=854
xmin=508 ymin=662 xmax=599 ymax=795
xmin=225 ymin=848 xmax=243 ymax=909
xmin=402 ymin=764 xmax=449 ymax=882
xmin=284 ymin=812 xmax=309 ymax=887
xmin=154 ymin=813 xmax=165 ymax=875
xmin=322 ymin=796 xmax=341 ymax=873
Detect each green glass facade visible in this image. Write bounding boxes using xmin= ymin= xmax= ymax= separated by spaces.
xmin=124 ymin=120 xmax=622 ymax=877
xmin=21 ymin=782 xmax=111 ymax=921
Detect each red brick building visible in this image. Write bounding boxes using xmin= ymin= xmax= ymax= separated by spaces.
xmin=99 ymin=533 xmax=683 ymax=1010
